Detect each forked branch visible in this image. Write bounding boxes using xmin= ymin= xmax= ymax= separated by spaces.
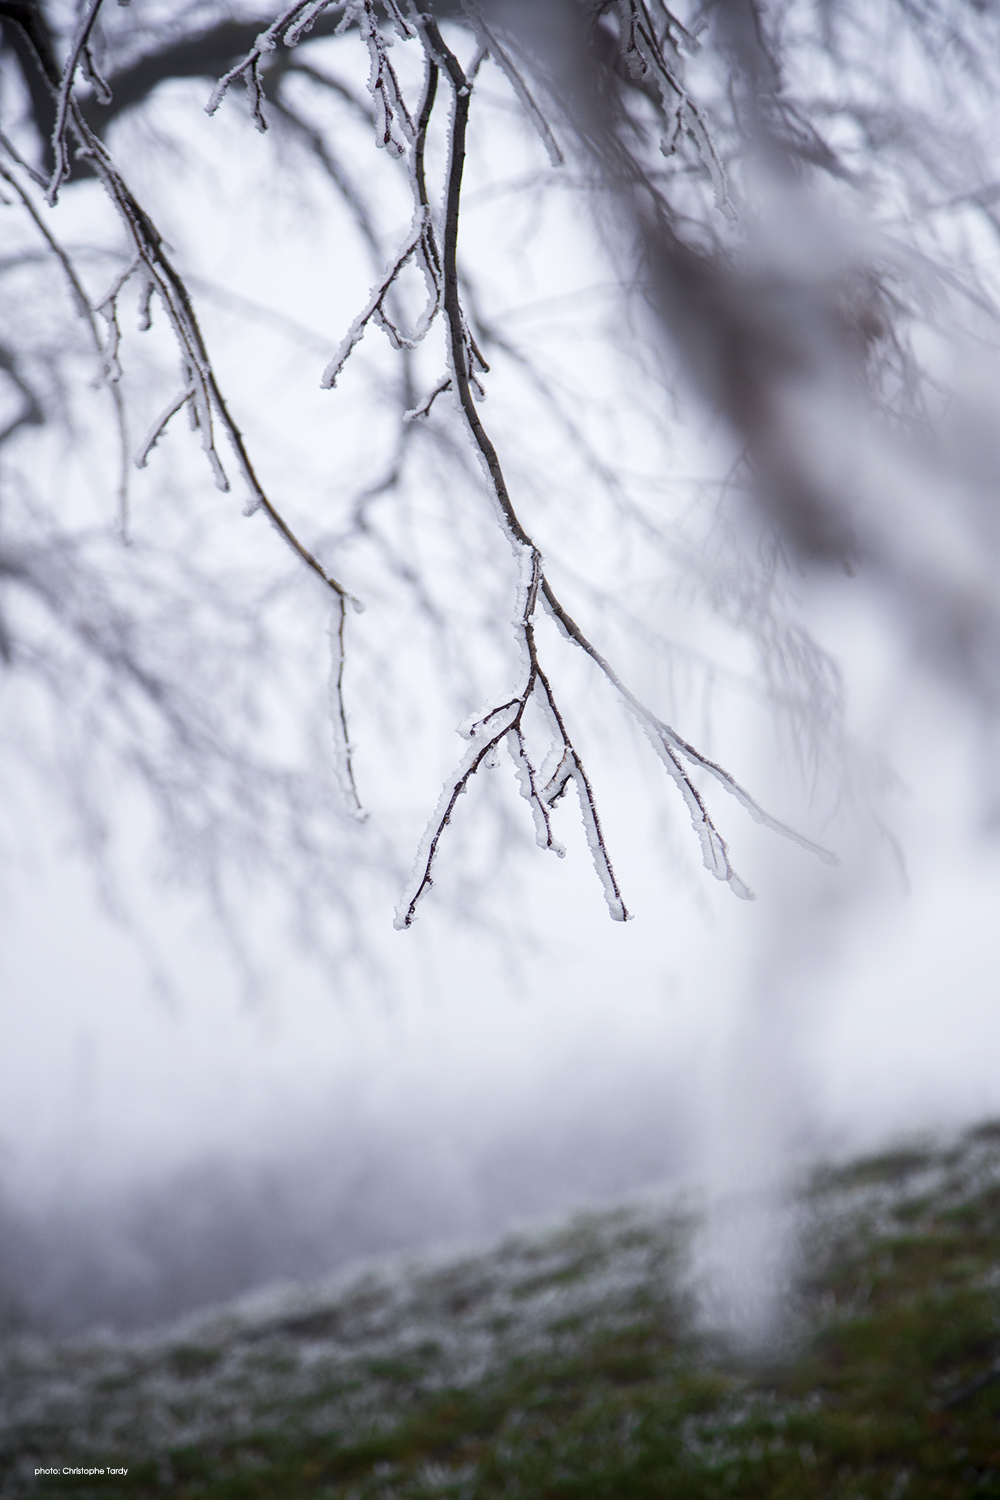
xmin=395 ymin=551 xmax=629 ymax=927
xmin=358 ymin=10 xmax=830 ymax=924
xmin=15 ymin=0 xmax=837 ymax=929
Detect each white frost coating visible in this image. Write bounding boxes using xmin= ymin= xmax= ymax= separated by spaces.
xmin=457 ymin=696 xmax=518 ymax=741
xmin=327 ymin=603 xmax=367 ymax=821
xmin=136 ymin=272 xmax=156 ymax=332
xmin=404 ymin=377 xmax=451 ymax=422
xmin=134 ymin=385 xmax=195 ymax=469
xmin=533 ymin=692 xmax=575 ymax=807
xmin=458 ymin=697 xmax=518 ymax=741
xmin=206 ymin=0 xmax=340 ymax=124
xmin=186 ymin=361 xmax=230 ymax=492
xmin=381 ymin=0 xmax=416 ymax=41
xmin=394 ymin=701 xmax=520 ymax=929
xmin=460 ymin=591 xmax=533 ymax=742
xmin=660 ymin=722 xmax=838 ymax=865
xmin=614 ymin=0 xmax=647 ymax=81
xmin=539 ymin=593 xmax=834 ymax=877
xmin=660 ymin=105 xmax=684 ymax=158
xmin=569 ymin=759 xmax=628 ymax=921
xmin=512 ymin=548 xmax=541 ymax=652
xmin=434 ymin=82 xmax=533 ymax=565
xmin=207 ymin=450 xmax=230 ymax=493
xmin=96 ymin=302 xmax=123 ymax=385
xmin=457 ymin=557 xmax=536 ymax=737
xmin=506 ymin=730 xmax=566 ymax=856
xmin=284 ymin=0 xmax=337 ymax=48
xmin=321 ymin=208 xmax=432 ymax=388
xmin=205 ymin=14 xmax=283 ymax=117
xmin=541 ymin=593 xmax=576 ymax=645
xmin=454 ymin=414 xmax=525 ymax=565
xmin=96 ymin=254 xmax=141 ymax=317
xmin=642 ymin=725 xmax=754 ymax=901
xmin=341 ymin=0 xmax=413 ymax=158
xmin=612 ymin=0 xmax=735 ymax=224
xmin=45 ymin=0 xmax=105 ymax=203
xmin=82 ymin=38 xmax=112 ymax=105
xmin=538 ymin=748 xmax=573 ymax=808
xmin=681 ymin=103 xmax=737 ymax=222
xmin=412 ymin=238 xmax=443 ymax=340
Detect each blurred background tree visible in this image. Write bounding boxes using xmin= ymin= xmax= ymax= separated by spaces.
xmin=11 ymin=0 xmax=999 ymax=953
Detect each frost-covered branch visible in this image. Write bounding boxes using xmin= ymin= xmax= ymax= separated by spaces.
xmin=46 ymin=0 xmax=107 ymax=203
xmin=382 ymin=10 xmax=829 ymax=923
xmin=205 ymin=0 xmax=345 ymax=129
xmin=15 ymin=0 xmax=1000 ymax=943
xmin=395 ymin=550 xmax=628 ymax=927
xmin=6 ymin=51 xmax=369 ymax=813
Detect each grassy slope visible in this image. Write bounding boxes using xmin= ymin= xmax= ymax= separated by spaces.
xmin=4 ymin=1124 xmax=1000 ymax=1498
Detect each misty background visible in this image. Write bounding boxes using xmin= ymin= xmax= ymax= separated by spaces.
xmin=3 ymin=0 xmax=1000 ymax=1345
xmin=5 ymin=625 xmax=999 ymax=1338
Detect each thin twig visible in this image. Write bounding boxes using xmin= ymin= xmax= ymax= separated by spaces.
xmin=395 ymin=13 xmax=831 ymax=918
xmin=205 ymin=0 xmax=344 ymax=128
xmin=47 ymin=0 xmax=106 ymax=203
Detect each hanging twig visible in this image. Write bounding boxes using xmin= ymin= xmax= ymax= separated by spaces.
xmin=206 ymin=0 xmax=344 ymax=129
xmin=14 ymin=0 xmax=836 ymax=925
xmin=46 ymin=0 xmax=107 ymax=203
xmin=387 ymin=10 xmax=832 ymax=921
xmin=395 ymin=550 xmax=629 ymax=927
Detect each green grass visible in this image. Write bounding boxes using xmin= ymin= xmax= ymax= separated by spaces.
xmin=5 ymin=1125 xmax=1000 ymax=1498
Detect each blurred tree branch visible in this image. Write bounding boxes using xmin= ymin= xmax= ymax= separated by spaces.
xmin=3 ymin=0 xmax=998 ymax=943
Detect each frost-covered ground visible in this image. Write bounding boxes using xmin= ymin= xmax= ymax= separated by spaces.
xmin=4 ymin=1122 xmax=1000 ymax=1498
xmin=1 ymin=1197 xmax=691 ymax=1491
